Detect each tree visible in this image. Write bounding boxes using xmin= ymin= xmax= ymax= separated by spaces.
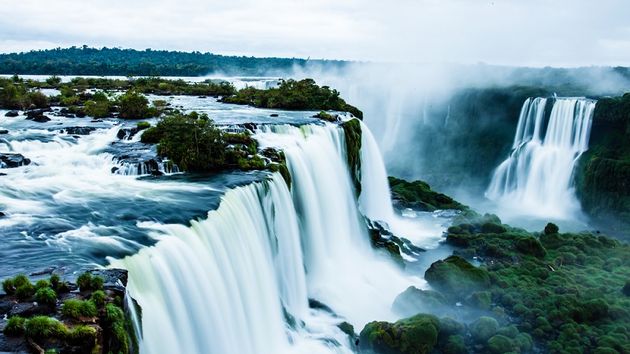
xmin=118 ymin=91 xmax=150 ymax=119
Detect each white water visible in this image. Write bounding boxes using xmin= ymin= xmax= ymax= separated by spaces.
xmin=116 ymin=122 xmax=423 ymax=354
xmin=486 ymin=97 xmax=596 ymax=219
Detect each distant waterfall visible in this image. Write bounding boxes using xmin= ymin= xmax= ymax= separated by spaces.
xmin=486 ymin=97 xmax=596 ymax=218
xmin=114 ymin=122 xmax=413 ymax=354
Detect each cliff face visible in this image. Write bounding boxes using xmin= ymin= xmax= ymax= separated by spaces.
xmin=576 ymin=93 xmax=630 ymax=239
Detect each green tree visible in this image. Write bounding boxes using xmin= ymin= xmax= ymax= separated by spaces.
xmin=118 ymin=90 xmax=150 ymax=119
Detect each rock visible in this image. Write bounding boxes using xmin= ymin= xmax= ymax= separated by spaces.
xmin=0 ymin=130 xmax=8 ymax=134
xmin=270 ymin=113 xmax=279 ymax=117
xmin=4 ymin=110 xmax=19 ymax=117
xmin=392 ymin=286 xmax=447 ymax=317
xmin=470 ymin=316 xmax=499 ymax=342
xmin=25 ymin=109 xmax=51 ymax=123
xmin=75 ymin=111 xmax=87 ymax=118
xmin=0 ymin=153 xmax=31 ymax=168
xmin=359 ymin=314 xmax=439 ymax=354
xmin=0 ymin=211 xmax=5 ymax=217
xmin=8 ymin=302 xmax=53 ymax=317
xmin=424 ymin=256 xmax=490 ymax=299
xmin=87 ymin=269 xmax=128 ymax=294
xmin=544 ymin=222 xmax=559 ymax=235
xmin=0 ymin=300 xmax=14 ymax=314
xmin=117 ymin=128 xmax=139 ymax=140
xmin=62 ymin=126 xmax=96 ymax=136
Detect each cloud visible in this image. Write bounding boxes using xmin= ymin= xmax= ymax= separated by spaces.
xmin=0 ymin=0 xmax=628 ymax=66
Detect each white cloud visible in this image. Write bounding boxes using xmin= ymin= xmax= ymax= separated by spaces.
xmin=0 ymin=0 xmax=628 ymax=66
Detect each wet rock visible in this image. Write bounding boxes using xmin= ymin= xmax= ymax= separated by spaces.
xmin=392 ymin=286 xmax=448 ymax=318
xmin=4 ymin=110 xmax=19 ymax=117
xmin=270 ymin=113 xmax=279 ymax=117
xmin=62 ymin=126 xmax=96 ymax=136
xmin=0 ymin=153 xmax=31 ymax=168
xmin=0 ymin=211 xmax=5 ymax=217
xmin=425 ymin=256 xmax=491 ymax=300
xmin=0 ymin=130 xmax=8 ymax=134
xmin=8 ymin=302 xmax=53 ymax=317
xmin=0 ymin=300 xmax=14 ymax=314
xmin=117 ymin=128 xmax=139 ymax=140
xmin=87 ymin=269 xmax=128 ymax=294
xmin=76 ymin=111 xmax=87 ymax=118
xmin=25 ymin=109 xmax=52 ymax=123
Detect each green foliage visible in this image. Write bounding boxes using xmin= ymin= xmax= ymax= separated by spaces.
xmin=66 ymin=325 xmax=97 ymax=346
xmin=222 ymin=78 xmax=363 ymax=118
xmin=389 ymin=176 xmax=467 ymax=211
xmin=143 ymin=112 xmax=226 ymax=172
xmin=342 ymin=119 xmax=362 ymax=195
xmin=487 ymin=334 xmax=514 ymax=353
xmin=24 ymin=316 xmax=67 ymax=339
xmin=118 ymin=90 xmax=151 ymax=119
xmin=0 ymin=46 xmax=344 ymax=76
xmin=442 ymin=215 xmax=630 ymax=354
xmin=136 ymin=121 xmax=151 ymax=130
xmin=34 ymin=287 xmax=57 ymax=307
xmin=0 ymin=80 xmax=49 ymax=109
xmin=76 ymin=272 xmax=104 ymax=292
xmin=2 ymin=278 xmax=15 ymax=295
xmin=3 ymin=316 xmax=26 ymax=336
xmin=91 ymin=289 xmax=107 ymax=307
xmin=34 ymin=279 xmax=50 ymax=289
xmin=84 ymin=96 xmax=112 ymax=118
xmin=61 ymin=299 xmax=98 ymax=319
xmin=15 ymin=281 xmax=35 ymax=300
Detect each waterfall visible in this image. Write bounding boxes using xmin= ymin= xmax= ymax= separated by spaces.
xmin=114 ymin=122 xmax=417 ymax=354
xmin=486 ymin=97 xmax=596 ymax=219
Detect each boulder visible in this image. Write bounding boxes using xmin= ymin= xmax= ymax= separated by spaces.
xmin=359 ymin=314 xmax=439 ymax=354
xmin=62 ymin=126 xmax=96 ymax=136
xmin=470 ymin=316 xmax=499 ymax=342
xmin=87 ymin=269 xmax=128 ymax=294
xmin=0 ymin=130 xmax=8 ymax=134
xmin=392 ymin=286 xmax=447 ymax=317
xmin=4 ymin=110 xmax=19 ymax=117
xmin=8 ymin=302 xmax=53 ymax=317
xmin=25 ymin=109 xmax=51 ymax=123
xmin=0 ymin=153 xmax=31 ymax=168
xmin=424 ymin=256 xmax=490 ymax=299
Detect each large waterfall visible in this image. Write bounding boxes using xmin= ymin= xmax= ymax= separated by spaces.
xmin=486 ymin=97 xmax=596 ymax=218
xmin=113 ymin=122 xmax=417 ymax=354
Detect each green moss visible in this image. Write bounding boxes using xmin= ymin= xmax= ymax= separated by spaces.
xmin=359 ymin=314 xmax=439 ymax=354
xmin=515 ymin=237 xmax=547 ymax=258
xmin=389 ymin=176 xmax=466 ymax=211
xmin=467 ymin=291 xmax=492 ymax=310
xmin=471 ymin=316 xmax=499 ymax=342
xmin=15 ymin=281 xmax=35 ymax=300
xmin=66 ymin=325 xmax=97 ymax=347
xmin=3 ymin=316 xmax=26 ymax=336
xmin=34 ymin=287 xmax=57 ymax=307
xmin=314 ymin=111 xmax=338 ymax=122
xmin=544 ymin=222 xmax=559 ymax=235
xmin=342 ymin=119 xmax=362 ymax=196
xmin=487 ymin=334 xmax=514 ymax=353
xmin=61 ymin=299 xmax=98 ymax=319
xmin=90 ymin=290 xmax=107 ymax=307
xmin=392 ymin=286 xmax=447 ymax=317
xmin=424 ymin=255 xmax=490 ymax=299
xmin=24 ymin=316 xmax=67 ymax=339
xmin=76 ymin=272 xmax=104 ymax=292
xmin=443 ymin=335 xmax=467 ymax=354
xmin=136 ymin=121 xmax=151 ymax=130
xmin=338 ymin=321 xmax=355 ymax=337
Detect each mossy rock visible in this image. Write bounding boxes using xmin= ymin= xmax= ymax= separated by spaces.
xmin=466 ymin=291 xmax=492 ymax=310
xmin=487 ymin=334 xmax=514 ymax=353
xmin=470 ymin=316 xmax=499 ymax=342
xmin=392 ymin=286 xmax=447 ymax=317
xmin=481 ymin=222 xmax=507 ymax=234
xmin=424 ymin=256 xmax=490 ymax=299
xmin=359 ymin=314 xmax=439 ymax=354
xmin=443 ymin=334 xmax=467 ymax=354
xmin=515 ymin=237 xmax=547 ymax=258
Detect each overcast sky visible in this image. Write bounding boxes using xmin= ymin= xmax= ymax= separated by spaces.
xmin=0 ymin=0 xmax=628 ymax=67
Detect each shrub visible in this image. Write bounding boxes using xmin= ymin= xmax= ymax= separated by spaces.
xmin=91 ymin=290 xmax=107 ymax=307
xmin=15 ymin=282 xmax=35 ymax=300
xmin=3 ymin=316 xmax=26 ymax=336
xmin=118 ymin=91 xmax=150 ymax=119
xmin=76 ymin=272 xmax=104 ymax=292
xmin=105 ymin=303 xmax=125 ymax=323
xmin=24 ymin=316 xmax=67 ymax=339
xmin=136 ymin=121 xmax=151 ymax=130
xmin=62 ymin=299 xmax=98 ymax=319
xmin=35 ymin=279 xmax=50 ymax=290
xmin=487 ymin=334 xmax=514 ymax=353
xmin=34 ymin=287 xmax=57 ymax=307
xmin=2 ymin=278 xmax=15 ymax=295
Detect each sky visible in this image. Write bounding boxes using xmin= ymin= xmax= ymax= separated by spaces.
xmin=0 ymin=0 xmax=629 ymax=67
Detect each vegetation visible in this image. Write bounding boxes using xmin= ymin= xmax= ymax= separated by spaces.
xmin=1 ymin=271 xmax=134 ymax=354
xmin=221 ymin=79 xmax=363 ymax=118
xmin=76 ymin=272 xmax=104 ymax=292
xmin=342 ymin=119 xmax=362 ymax=195
xmin=0 ymin=46 xmax=346 ymax=76
xmin=388 ymin=176 xmax=467 ymax=211
xmin=576 ymin=92 xmax=630 ymax=240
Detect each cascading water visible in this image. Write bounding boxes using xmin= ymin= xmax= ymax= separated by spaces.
xmin=486 ymin=97 xmax=596 ymax=219
xmin=114 ymin=122 xmax=419 ymax=354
